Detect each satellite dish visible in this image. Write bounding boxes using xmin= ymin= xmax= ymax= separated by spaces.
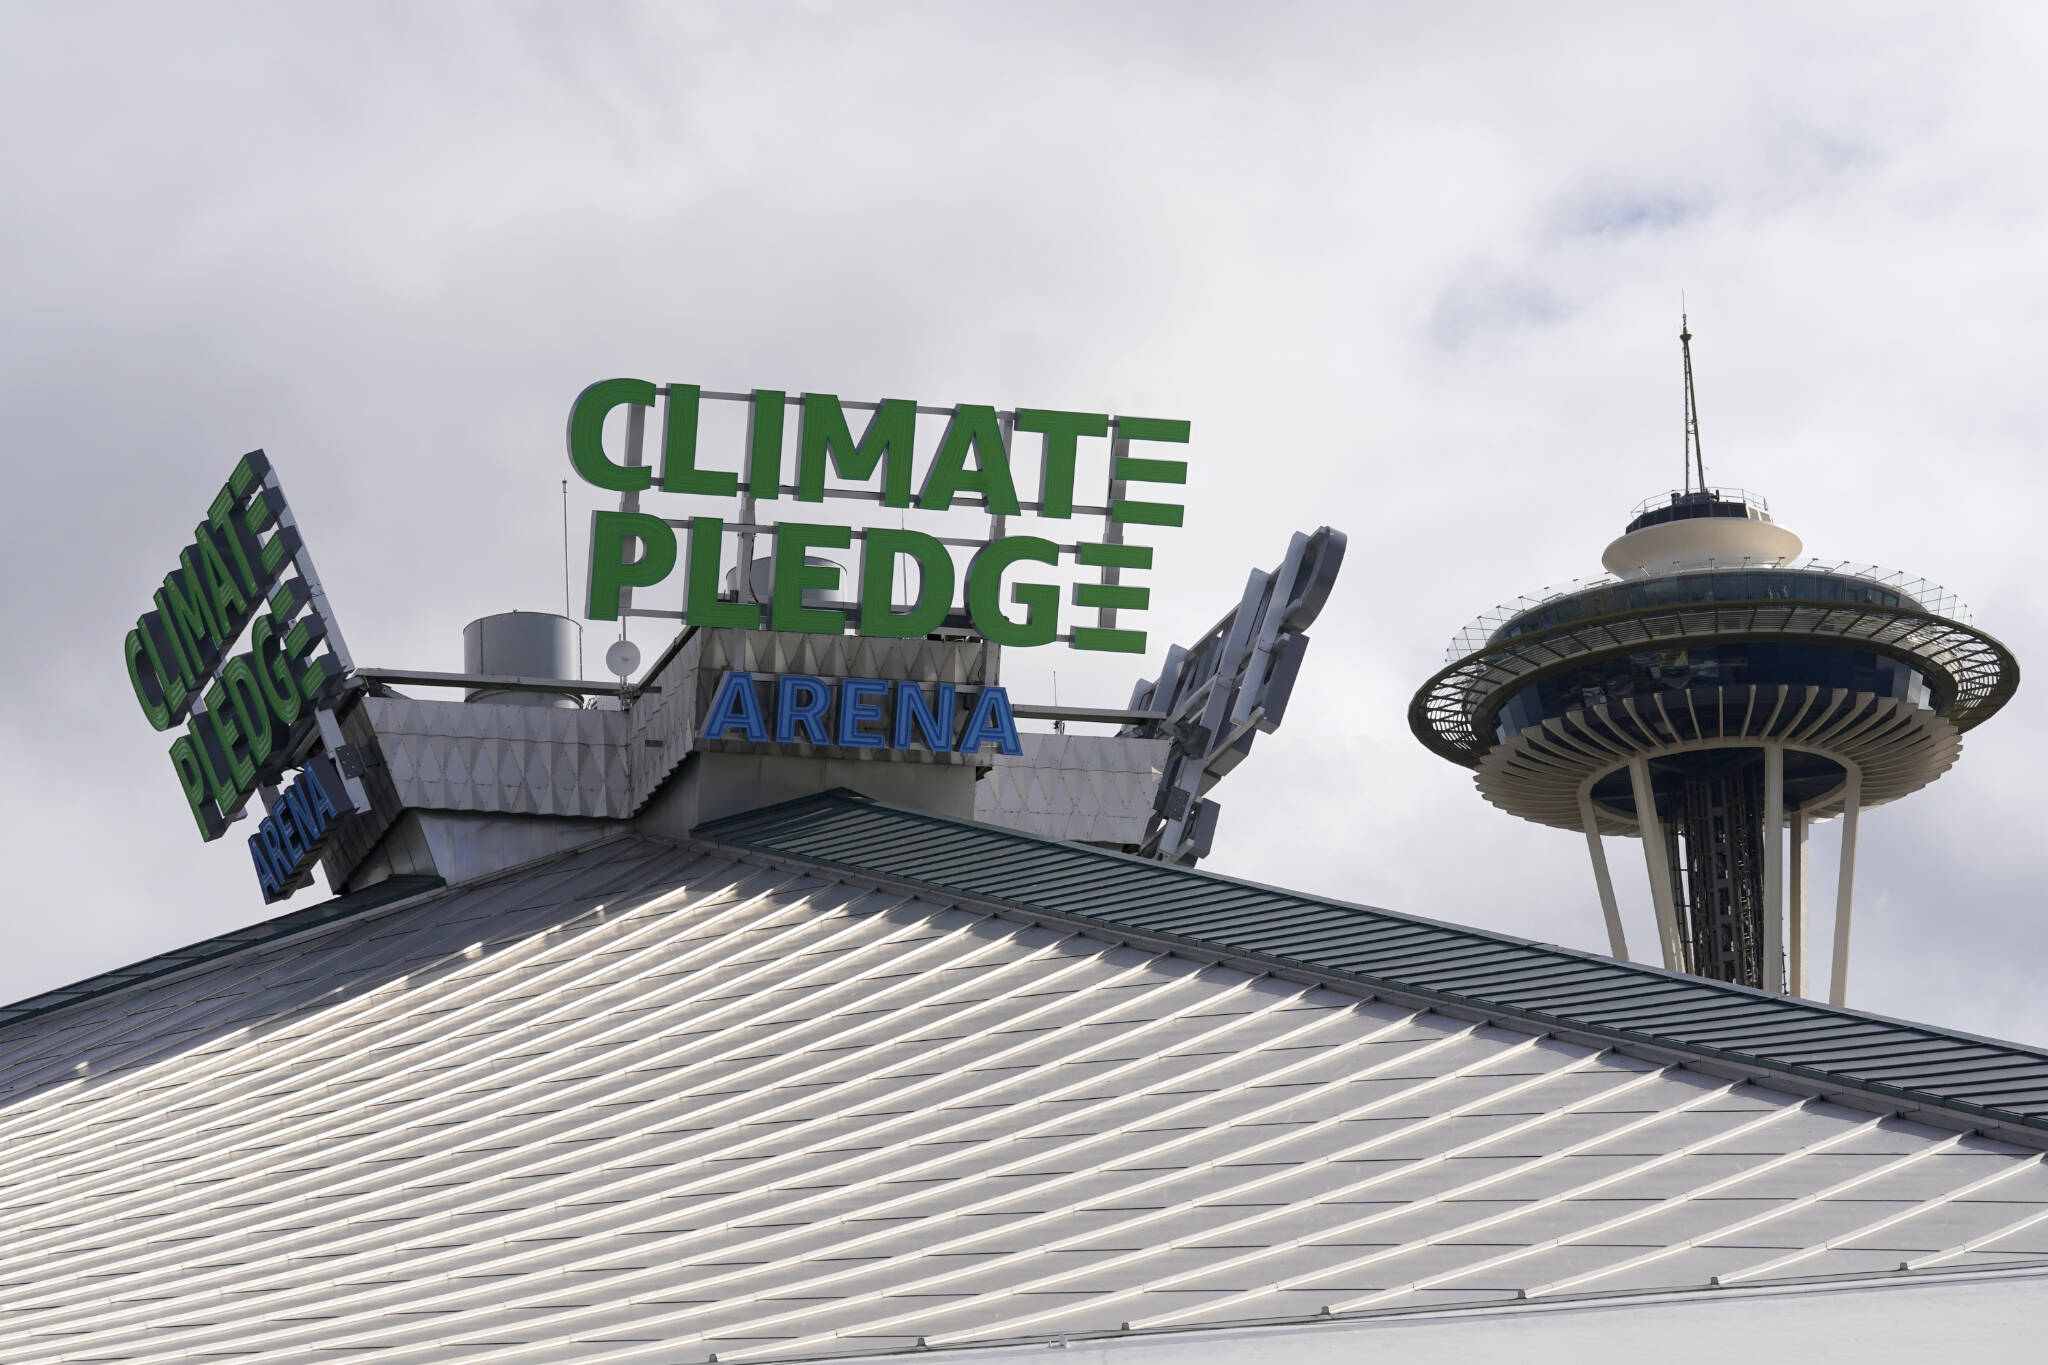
xmin=604 ymin=638 xmax=641 ymax=681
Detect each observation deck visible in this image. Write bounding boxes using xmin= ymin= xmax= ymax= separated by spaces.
xmin=1412 ymin=558 xmax=2015 ymax=831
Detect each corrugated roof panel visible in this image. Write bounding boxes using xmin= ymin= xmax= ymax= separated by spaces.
xmin=1858 ymin=1054 xmax=2041 ymax=1081
xmin=1561 ymin=980 xmax=1757 ymax=1013
xmin=1501 ymin=985 xmax=1722 ymax=1020
xmin=1775 ymin=1037 xmax=1980 ymax=1067
xmin=705 ymin=793 xmax=2048 ymax=1138
xmin=1953 ymin=1089 xmax=2048 ymax=1115
xmin=1136 ymin=900 xmax=1356 ymax=940
xmin=1669 ymin=1019 xmax=1890 ymax=1050
xmin=1421 ymin=960 xmax=1619 ymax=992
xmin=1323 ymin=944 xmax=1537 ymax=984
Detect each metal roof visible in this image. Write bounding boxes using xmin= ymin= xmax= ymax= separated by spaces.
xmin=0 ymin=874 xmax=441 ymax=1034
xmin=702 ymin=792 xmax=2048 ymax=1137
xmin=4 ymin=809 xmax=2048 ymax=1361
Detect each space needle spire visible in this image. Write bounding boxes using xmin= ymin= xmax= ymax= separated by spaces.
xmin=1680 ymin=310 xmax=1705 ymax=493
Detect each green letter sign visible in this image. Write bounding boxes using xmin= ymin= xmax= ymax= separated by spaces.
xmin=568 ymin=382 xmax=1190 ymax=654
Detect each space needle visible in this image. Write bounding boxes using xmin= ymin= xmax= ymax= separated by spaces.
xmin=1410 ymin=320 xmax=2018 ymax=1002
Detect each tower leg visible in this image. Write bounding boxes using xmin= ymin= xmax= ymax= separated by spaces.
xmin=1628 ymin=756 xmax=1684 ymax=972
xmin=1789 ymin=809 xmax=1809 ymax=998
xmin=1763 ymin=744 xmax=1785 ymax=993
xmin=1578 ymin=789 xmax=1629 ymax=961
xmin=1830 ymin=768 xmax=1863 ymax=1007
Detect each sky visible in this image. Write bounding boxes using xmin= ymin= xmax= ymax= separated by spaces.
xmin=3 ymin=2 xmax=2045 ymax=1045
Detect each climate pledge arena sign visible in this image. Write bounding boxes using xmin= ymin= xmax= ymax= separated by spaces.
xmin=122 ymin=451 xmax=365 ymax=901
xmin=568 ymin=382 xmax=1189 ymax=655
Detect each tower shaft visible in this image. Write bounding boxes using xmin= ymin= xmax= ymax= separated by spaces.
xmin=1669 ymin=766 xmax=1767 ymax=987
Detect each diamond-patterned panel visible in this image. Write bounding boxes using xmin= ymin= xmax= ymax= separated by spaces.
xmin=976 ymin=734 xmax=1169 ymax=845
xmin=365 ymin=696 xmax=630 ymax=818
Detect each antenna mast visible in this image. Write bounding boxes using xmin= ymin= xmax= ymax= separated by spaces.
xmin=1680 ymin=312 xmax=1706 ymax=493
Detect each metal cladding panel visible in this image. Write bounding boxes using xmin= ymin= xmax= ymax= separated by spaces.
xmin=974 ymin=733 xmax=1169 ymax=846
xmin=708 ymin=792 xmax=2048 ymax=1133
xmin=3 ymin=834 xmax=2048 ymax=1359
xmin=365 ymin=694 xmax=632 ymax=816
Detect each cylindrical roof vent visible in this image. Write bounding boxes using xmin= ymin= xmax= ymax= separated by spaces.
xmin=462 ymin=611 xmax=582 ymax=708
xmin=724 ymin=553 xmax=847 ymax=606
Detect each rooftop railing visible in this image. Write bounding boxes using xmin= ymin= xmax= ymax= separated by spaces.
xmin=1627 ymin=486 xmax=1772 ymax=525
xmin=1445 ymin=558 xmax=1974 ymax=663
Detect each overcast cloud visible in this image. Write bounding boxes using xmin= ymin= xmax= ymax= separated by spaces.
xmin=3 ymin=2 xmax=2045 ymax=1045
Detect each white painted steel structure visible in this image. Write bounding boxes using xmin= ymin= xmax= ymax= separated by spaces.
xmin=3 ymin=834 xmax=2047 ymax=1362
